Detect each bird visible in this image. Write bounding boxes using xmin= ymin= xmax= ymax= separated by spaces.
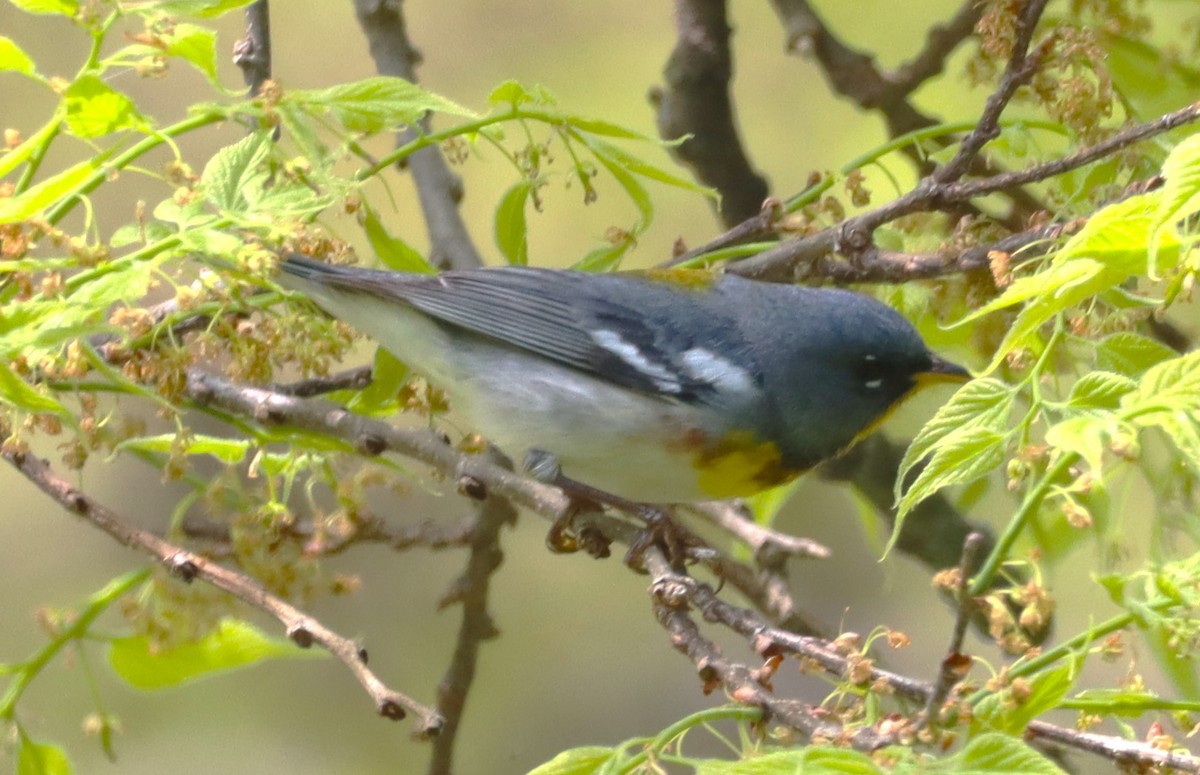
xmin=278 ymin=253 xmax=970 ymax=515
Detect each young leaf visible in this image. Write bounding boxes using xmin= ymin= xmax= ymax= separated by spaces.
xmin=362 ymin=206 xmax=435 ymax=274
xmin=201 ymin=131 xmax=272 ymax=212
xmin=896 ymin=427 xmax=1008 ymax=522
xmin=1149 ymin=132 xmax=1200 ymax=278
xmin=974 ymin=664 xmax=1078 ymax=736
xmin=9 ymin=0 xmax=78 ymax=16
xmin=695 ymin=747 xmax=883 ymax=775
xmin=0 ymin=35 xmax=38 ymax=76
xmin=526 ymin=746 xmax=617 ymax=775
xmin=16 ymin=737 xmax=73 ymax=775
xmin=108 ymin=618 xmax=324 ymax=689
xmin=115 ymin=433 xmax=253 ymax=464
xmin=896 ymin=378 xmax=1014 ymax=503
xmin=1096 ymin=332 xmax=1178 ymax=376
xmin=63 ymin=75 xmax=143 ymax=138
xmin=142 ymin=0 xmax=256 ymax=19
xmin=495 ymin=179 xmax=531 ymax=265
xmin=0 ymin=360 xmax=69 ymax=416
xmin=0 ymin=159 xmax=97 ymax=224
xmin=287 ymin=76 xmax=475 ymax=133
xmin=151 ymin=23 xmax=219 ymax=84
xmin=950 ymin=733 xmax=1066 ymax=774
xmin=1066 ymin=371 xmax=1137 ymax=410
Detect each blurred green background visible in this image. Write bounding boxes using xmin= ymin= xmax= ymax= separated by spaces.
xmin=0 ymin=2 xmax=1181 ymax=773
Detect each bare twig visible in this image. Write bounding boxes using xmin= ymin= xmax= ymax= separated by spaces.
xmin=352 ymin=0 xmax=485 ymax=271
xmin=270 ymin=366 xmax=373 ymax=397
xmin=652 ymin=0 xmax=769 ymax=225
xmin=2 ymin=445 xmax=443 ymax=736
xmin=767 ymin=0 xmax=935 ymax=138
xmin=728 ymin=99 xmax=1200 ymax=284
xmin=644 ymin=548 xmax=892 ymax=750
xmin=429 ymin=482 xmax=514 ymax=775
xmin=642 ymin=550 xmax=1200 ymax=771
xmin=889 ymin=0 xmax=984 ymax=96
xmin=232 ymin=1 xmax=272 ymax=98
xmin=934 ymin=0 xmax=1051 ymax=184
xmin=687 ymin=500 xmax=830 ymax=567
xmin=921 ymin=532 xmax=986 ymax=726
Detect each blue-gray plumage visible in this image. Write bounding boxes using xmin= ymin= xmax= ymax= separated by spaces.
xmin=279 ymin=254 xmax=968 ymax=502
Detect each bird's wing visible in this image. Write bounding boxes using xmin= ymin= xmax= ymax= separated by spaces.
xmin=287 ymin=258 xmax=740 ymax=401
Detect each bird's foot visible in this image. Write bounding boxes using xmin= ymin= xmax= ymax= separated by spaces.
xmin=622 ymin=506 xmax=694 ymax=573
xmin=544 ymin=496 xmax=613 ymax=559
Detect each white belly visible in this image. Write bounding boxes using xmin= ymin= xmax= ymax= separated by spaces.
xmin=307 ymin=290 xmax=710 ymax=502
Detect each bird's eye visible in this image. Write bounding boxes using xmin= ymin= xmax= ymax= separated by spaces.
xmin=858 ymin=354 xmax=885 ymax=390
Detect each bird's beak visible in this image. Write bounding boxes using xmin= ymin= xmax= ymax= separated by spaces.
xmin=918 ymin=353 xmax=972 ymax=386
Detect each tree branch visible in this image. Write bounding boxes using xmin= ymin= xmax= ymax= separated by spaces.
xmin=428 ymin=480 xmax=514 ymax=775
xmin=352 ymin=0 xmax=485 ymax=271
xmin=1 ymin=443 xmax=443 ymax=736
xmin=652 ymin=0 xmax=769 ymax=225
xmin=233 ymin=0 xmax=272 ymax=98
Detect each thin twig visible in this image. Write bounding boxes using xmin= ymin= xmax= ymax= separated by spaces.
xmin=2 ymin=445 xmax=443 ymax=736
xmin=352 ymin=0 xmax=485 ymax=271
xmin=889 ymin=0 xmax=984 ymax=96
xmin=641 ymin=550 xmax=1200 ymax=771
xmin=687 ymin=501 xmax=830 ymax=567
xmin=728 ymin=101 xmax=1200 ymax=283
xmin=921 ymin=532 xmax=987 ymax=726
xmin=429 ymin=481 xmax=514 ymax=775
xmin=934 ymin=0 xmax=1051 ymax=184
xmin=643 ymin=548 xmax=892 ymax=751
xmin=270 ymin=366 xmax=373 ymax=397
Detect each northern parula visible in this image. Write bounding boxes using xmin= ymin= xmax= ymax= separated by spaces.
xmin=279 ymin=254 xmax=969 ymax=504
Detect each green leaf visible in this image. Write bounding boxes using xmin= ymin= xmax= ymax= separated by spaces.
xmin=16 ymin=738 xmax=73 ymax=775
xmin=347 ymin=347 xmax=409 ymax=415
xmin=0 ymin=120 xmax=58 ymax=179
xmin=108 ymin=618 xmax=324 ymax=689
xmin=1150 ymin=132 xmax=1200 ymax=278
xmin=1106 ymin=36 xmax=1200 ymax=122
xmin=158 ymin=23 xmax=219 ymax=84
xmin=0 ymin=359 xmax=69 ymax=416
xmin=571 ymin=241 xmax=630 ymax=273
xmin=0 ymin=158 xmax=96 ymax=224
xmin=0 ymin=35 xmax=37 ymax=76
xmin=67 ymin=256 xmax=160 ymax=307
xmin=115 ymin=433 xmax=253 ymax=464
xmin=9 ymin=0 xmax=78 ymax=16
xmin=487 ymin=79 xmax=540 ymax=106
xmin=133 ymin=0 xmax=255 ymax=18
xmin=696 ymin=747 xmax=883 ymax=775
xmin=1044 ymin=415 xmax=1126 ymax=474
xmin=200 ymin=131 xmax=273 ymax=211
xmin=577 ymin=132 xmax=715 ymax=197
xmin=63 ymin=75 xmax=143 ymax=138
xmin=1096 ymin=332 xmax=1178 ymax=377
xmin=975 ymin=664 xmax=1078 ymax=736
xmin=363 ymin=206 xmax=434 ymax=274
xmin=526 ymin=746 xmax=616 ymax=775
xmin=1067 ymin=371 xmax=1136 ymax=410
xmin=287 ymin=76 xmax=475 ymax=133
xmin=957 ymin=194 xmax=1172 ymax=370
xmin=1121 ymin=350 xmax=1200 ymax=418
xmin=897 ymin=378 xmax=1015 ymax=503
xmin=949 ymin=733 xmax=1066 ymax=774
xmin=896 ymin=427 xmax=1007 ymax=523
xmin=495 ymin=179 xmax=531 ymax=265
xmin=742 ymin=478 xmax=804 ymax=528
